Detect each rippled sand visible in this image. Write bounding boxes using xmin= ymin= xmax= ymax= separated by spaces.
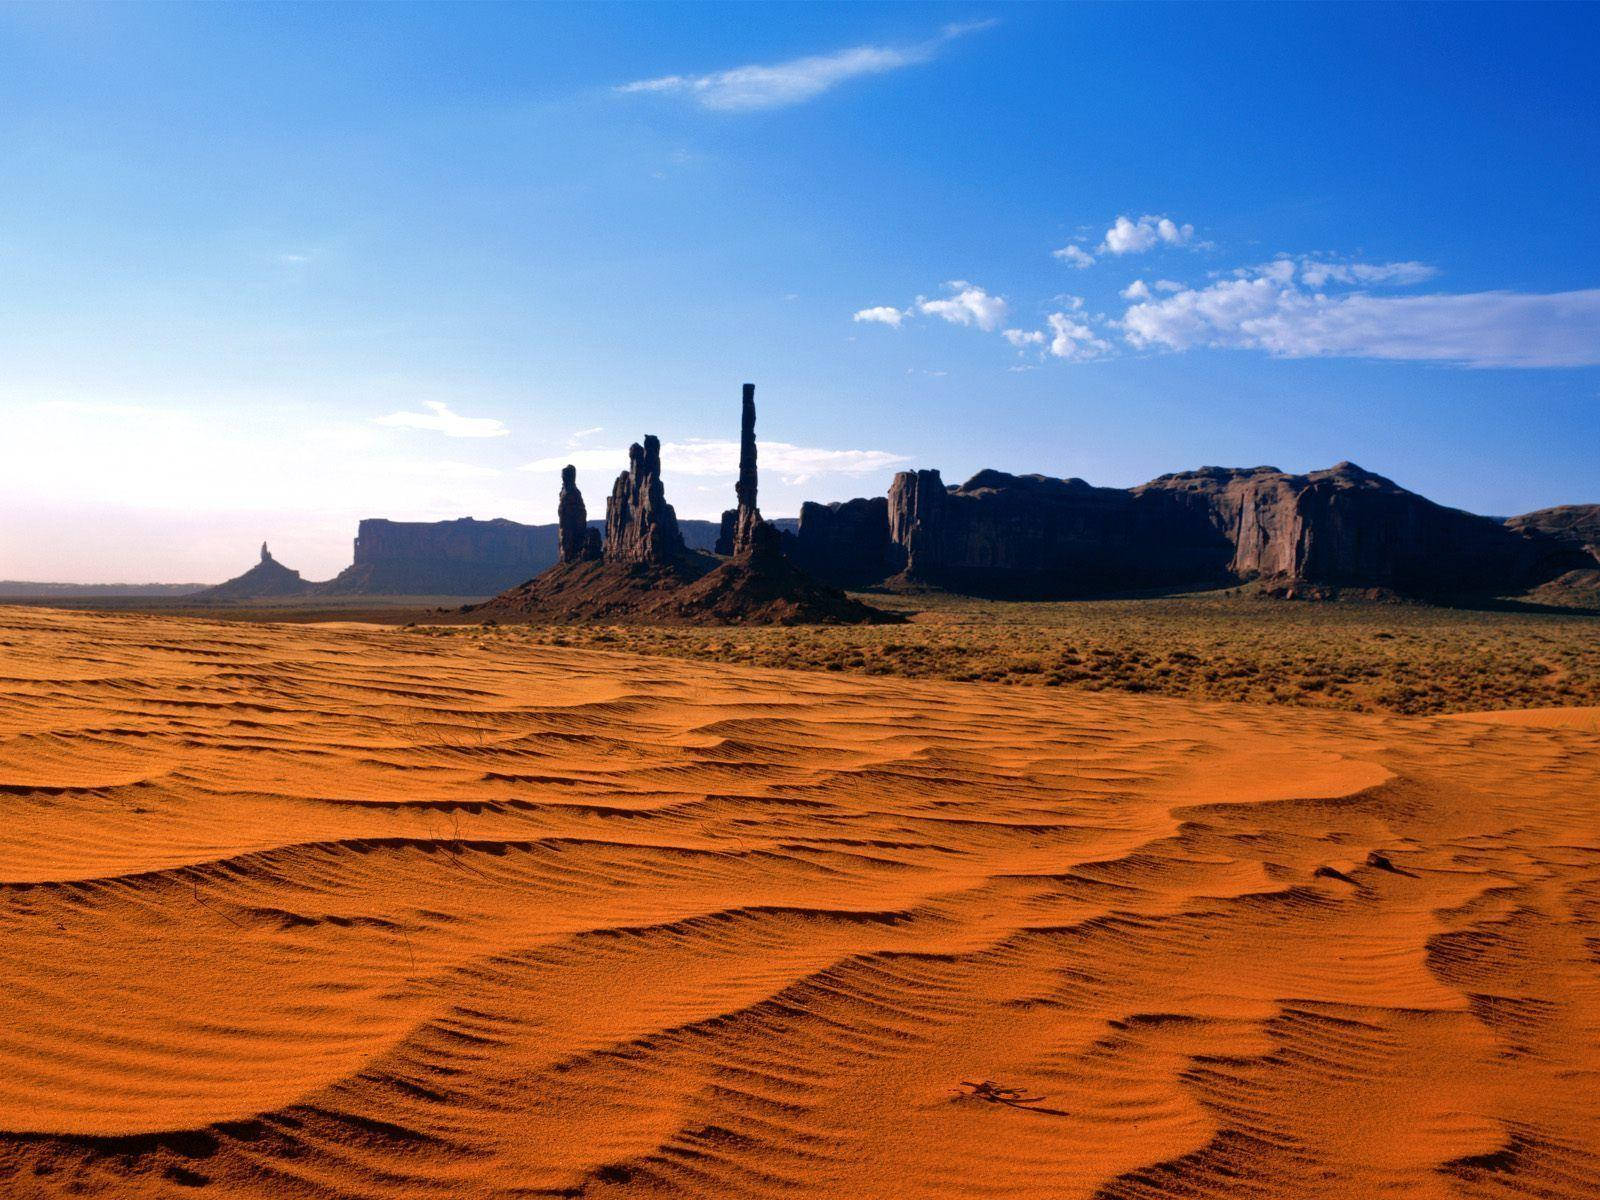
xmin=1 ymin=606 xmax=1597 ymax=1199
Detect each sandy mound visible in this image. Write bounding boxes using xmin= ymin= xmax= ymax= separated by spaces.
xmin=1 ymin=605 xmax=1598 ymax=1198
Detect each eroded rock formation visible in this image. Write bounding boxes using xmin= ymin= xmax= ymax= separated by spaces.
xmin=605 ymin=436 xmax=686 ymax=565
xmin=792 ymin=461 xmax=1584 ymax=600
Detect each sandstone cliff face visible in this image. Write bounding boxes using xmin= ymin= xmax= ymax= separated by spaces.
xmin=790 ymin=497 xmax=891 ymax=586
xmin=793 ymin=460 xmax=1580 ymax=599
xmin=605 ymin=436 xmax=687 ymax=565
xmin=881 ymin=468 xmax=1231 ymax=596
xmin=1137 ymin=462 xmax=1578 ymax=595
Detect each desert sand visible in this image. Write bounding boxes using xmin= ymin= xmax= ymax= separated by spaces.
xmin=1 ymin=605 xmax=1597 ymax=1199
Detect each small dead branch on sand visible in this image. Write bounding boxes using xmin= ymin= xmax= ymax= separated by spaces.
xmin=955 ymin=1080 xmax=1048 ymax=1107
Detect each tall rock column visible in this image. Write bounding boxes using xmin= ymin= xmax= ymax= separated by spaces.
xmin=732 ymin=382 xmax=763 ymax=556
xmin=557 ymin=465 xmax=593 ymax=564
xmin=887 ymin=468 xmax=948 ymax=578
xmin=604 ymin=435 xmax=687 ymax=565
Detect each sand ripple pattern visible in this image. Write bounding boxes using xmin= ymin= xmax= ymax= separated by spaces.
xmin=0 ymin=607 xmax=1597 ymax=1198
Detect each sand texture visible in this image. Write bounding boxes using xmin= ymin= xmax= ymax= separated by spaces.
xmin=1 ymin=606 xmax=1597 ymax=1199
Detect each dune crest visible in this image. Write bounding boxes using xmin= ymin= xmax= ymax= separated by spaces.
xmin=1 ymin=606 xmax=1597 ymax=1198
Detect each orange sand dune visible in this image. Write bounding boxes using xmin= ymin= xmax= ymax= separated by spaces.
xmin=0 ymin=605 xmax=1597 ymax=1199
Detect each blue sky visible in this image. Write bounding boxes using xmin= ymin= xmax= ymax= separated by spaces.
xmin=2 ymin=2 xmax=1596 ymax=581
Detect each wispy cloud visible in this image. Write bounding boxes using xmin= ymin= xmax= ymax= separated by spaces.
xmin=522 ymin=439 xmax=908 ymax=486
xmin=1121 ymin=266 xmax=1600 ymax=368
xmin=373 ymin=401 xmax=509 ymax=438
xmin=616 ymin=20 xmax=996 ymax=112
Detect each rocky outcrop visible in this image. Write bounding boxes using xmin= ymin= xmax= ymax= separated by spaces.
xmin=197 ymin=543 xmax=318 ymax=601
xmin=605 ymin=436 xmax=686 ymax=565
xmin=792 ymin=460 xmax=1584 ymax=600
xmin=1507 ymin=504 xmax=1600 ymax=565
xmin=557 ymin=466 xmax=590 ymax=564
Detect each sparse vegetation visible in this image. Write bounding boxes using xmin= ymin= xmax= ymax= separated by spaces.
xmin=449 ymin=591 xmax=1600 ymax=716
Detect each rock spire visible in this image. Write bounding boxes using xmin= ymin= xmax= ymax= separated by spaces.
xmin=604 ymin=435 xmax=686 ymax=565
xmin=557 ymin=464 xmax=599 ymax=564
xmin=731 ymin=383 xmax=763 ymax=556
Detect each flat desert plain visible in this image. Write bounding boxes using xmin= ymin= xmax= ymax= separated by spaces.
xmin=1 ymin=605 xmax=1598 ymax=1200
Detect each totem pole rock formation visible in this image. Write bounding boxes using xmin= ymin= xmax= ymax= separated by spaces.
xmin=732 ymin=382 xmax=763 ymax=557
xmin=557 ymin=465 xmax=599 ymax=564
xmin=470 ymin=382 xmax=894 ymax=625
xmin=260 ymin=542 xmax=272 ymax=563
xmin=604 ymin=435 xmax=686 ymax=565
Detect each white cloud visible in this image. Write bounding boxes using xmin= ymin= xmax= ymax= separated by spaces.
xmin=616 ymin=21 xmax=994 ymax=111
xmin=1002 ymin=328 xmax=1045 ymax=347
xmin=1100 ymin=214 xmax=1194 ymax=255
xmin=1046 ymin=312 xmax=1112 ymax=360
xmin=522 ymin=439 xmax=909 ymax=486
xmin=1154 ymin=279 xmax=1184 ymax=293
xmin=853 ymin=305 xmax=908 ymax=327
xmin=1053 ymin=243 xmax=1095 ymax=269
xmin=918 ymin=281 xmax=1008 ymax=331
xmin=1121 ymin=276 xmax=1600 ymax=368
xmin=1120 ymin=279 xmax=1152 ymax=301
xmin=373 ymin=401 xmax=509 ymax=438
xmin=1296 ymin=258 xmax=1437 ymax=288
